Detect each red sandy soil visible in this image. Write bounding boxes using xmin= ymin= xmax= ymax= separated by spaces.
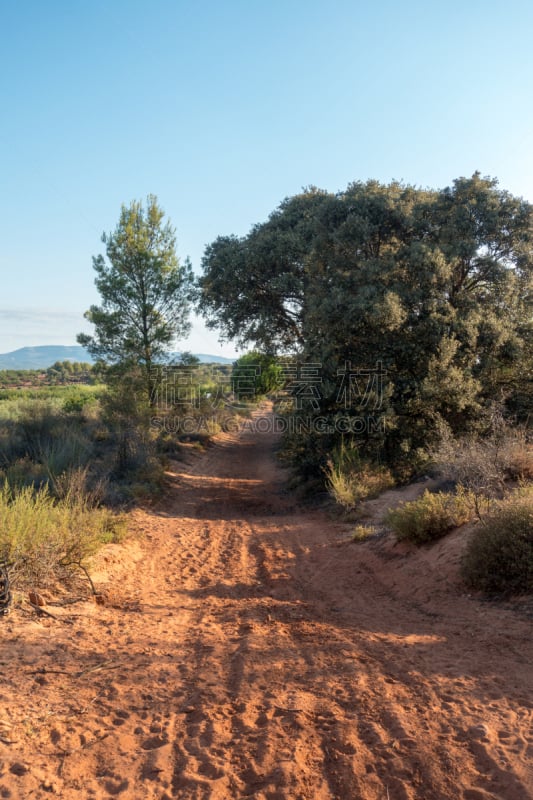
xmin=1 ymin=407 xmax=532 ymax=799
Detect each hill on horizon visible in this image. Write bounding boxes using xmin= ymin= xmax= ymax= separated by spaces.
xmin=0 ymin=346 xmax=235 ymax=370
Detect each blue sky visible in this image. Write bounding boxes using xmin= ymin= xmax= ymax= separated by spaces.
xmin=1 ymin=0 xmax=532 ymax=356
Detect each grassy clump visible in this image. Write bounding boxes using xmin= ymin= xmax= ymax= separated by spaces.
xmin=326 ymin=463 xmax=394 ymax=510
xmin=385 ymin=487 xmax=474 ymax=544
xmin=324 ymin=440 xmax=394 ymax=511
xmin=0 ymin=480 xmax=126 ymax=590
xmin=351 ymin=524 xmax=377 ymax=542
xmin=461 ymin=491 xmax=533 ymax=596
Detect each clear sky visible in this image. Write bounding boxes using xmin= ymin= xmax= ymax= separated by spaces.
xmin=1 ymin=0 xmax=532 ymax=356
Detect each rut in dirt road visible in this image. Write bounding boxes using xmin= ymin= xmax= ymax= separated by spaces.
xmin=1 ymin=408 xmax=533 ymax=800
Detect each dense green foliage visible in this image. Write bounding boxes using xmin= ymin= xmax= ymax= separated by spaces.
xmin=199 ymin=174 xmax=533 ymax=476
xmin=231 ymin=352 xmax=283 ymax=400
xmin=199 ymin=189 xmax=330 ymax=351
xmin=46 ymin=360 xmax=94 ymax=384
xmin=78 ymin=195 xmax=194 ymax=406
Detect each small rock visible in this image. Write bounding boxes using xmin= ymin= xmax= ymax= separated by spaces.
xmin=94 ymin=594 xmax=106 ymax=606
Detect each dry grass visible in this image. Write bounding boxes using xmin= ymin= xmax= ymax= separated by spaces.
xmin=325 ymin=441 xmax=395 ymax=511
xmin=432 ymin=424 xmax=533 ymax=497
xmin=351 ymin=524 xmax=377 ymax=542
xmin=0 ymin=479 xmax=126 ymax=591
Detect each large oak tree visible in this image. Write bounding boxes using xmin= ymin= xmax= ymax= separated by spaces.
xmin=198 ymin=175 xmax=533 ymax=471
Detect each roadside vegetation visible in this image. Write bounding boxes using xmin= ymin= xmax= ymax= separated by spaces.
xmin=2 ymin=177 xmax=532 ymax=600
xmin=0 ymin=361 xmax=249 ymax=595
xmin=385 ymin=487 xmax=476 ymax=545
xmin=384 ymin=424 xmax=533 ymax=595
xmin=198 ymin=173 xmax=533 ymax=596
xmin=0 ymin=476 xmax=126 ymax=591
xmin=461 ymin=488 xmax=533 ymax=595
xmin=325 ymin=441 xmax=394 ymax=512
xmin=199 ymin=174 xmax=532 ymax=474
xmin=1 ymin=198 xmax=251 ymax=598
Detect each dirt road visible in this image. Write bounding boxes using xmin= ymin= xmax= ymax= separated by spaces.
xmin=1 ymin=408 xmax=533 ymax=799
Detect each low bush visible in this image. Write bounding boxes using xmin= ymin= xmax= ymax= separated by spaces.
xmin=461 ymin=491 xmax=533 ymax=595
xmin=0 ymin=481 xmax=126 ymax=590
xmin=385 ymin=487 xmax=474 ymax=544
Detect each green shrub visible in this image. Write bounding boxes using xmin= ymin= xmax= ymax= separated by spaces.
xmin=62 ymin=394 xmax=92 ymax=414
xmin=385 ymin=487 xmax=474 ymax=544
xmin=37 ymin=433 xmax=92 ymax=478
xmin=461 ymin=492 xmax=533 ymax=595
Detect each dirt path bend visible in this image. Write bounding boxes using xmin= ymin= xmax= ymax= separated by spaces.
xmin=1 ymin=408 xmax=533 ymax=800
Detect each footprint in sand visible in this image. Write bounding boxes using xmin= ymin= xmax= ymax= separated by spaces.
xmin=141 ymin=735 xmax=170 ymax=750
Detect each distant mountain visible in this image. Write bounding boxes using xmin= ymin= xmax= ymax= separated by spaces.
xmin=0 ymin=346 xmax=235 ymax=370
xmin=0 ymin=346 xmax=92 ymax=370
xmin=178 ymin=353 xmax=235 ymax=365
